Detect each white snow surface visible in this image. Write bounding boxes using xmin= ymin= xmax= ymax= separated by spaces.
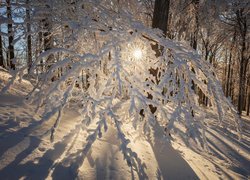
xmin=0 ymin=69 xmax=249 ymax=179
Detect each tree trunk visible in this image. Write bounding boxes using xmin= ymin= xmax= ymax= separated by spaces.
xmin=147 ymin=0 xmax=170 ymax=115
xmin=38 ymin=31 xmax=43 ymax=72
xmin=190 ymin=0 xmax=199 ymax=50
xmin=229 ymin=57 xmax=234 ymax=98
xmin=237 ymin=54 xmax=247 ymax=115
xmin=42 ymin=4 xmax=53 ymax=71
xmin=6 ymin=49 xmax=9 ymax=67
xmin=43 ymin=18 xmax=53 ymax=70
xmin=236 ymin=9 xmax=248 ymax=115
xmin=247 ymin=87 xmax=250 ymax=116
xmin=152 ymin=0 xmax=170 ymax=36
xmin=245 ymin=78 xmax=249 ymax=113
xmin=243 ymin=77 xmax=249 ymax=111
xmin=0 ymin=34 xmax=4 ymax=68
xmin=247 ymin=70 xmax=250 ymax=116
xmin=225 ymin=54 xmax=231 ymax=97
xmin=226 ymin=30 xmax=236 ymax=97
xmin=6 ymin=0 xmax=15 ymax=70
xmin=26 ymin=0 xmax=32 ymax=73
xmin=223 ymin=50 xmax=228 ymax=93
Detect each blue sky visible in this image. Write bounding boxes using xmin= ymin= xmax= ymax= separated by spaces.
xmin=1 ymin=3 xmax=27 ymax=63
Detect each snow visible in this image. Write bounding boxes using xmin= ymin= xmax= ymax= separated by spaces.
xmin=0 ymin=69 xmax=249 ymax=179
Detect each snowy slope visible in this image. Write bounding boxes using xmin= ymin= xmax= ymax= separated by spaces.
xmin=0 ymin=70 xmax=249 ymax=179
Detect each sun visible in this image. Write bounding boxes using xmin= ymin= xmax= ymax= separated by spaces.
xmin=133 ymin=48 xmax=143 ymax=60
xmin=121 ymin=38 xmax=147 ymax=63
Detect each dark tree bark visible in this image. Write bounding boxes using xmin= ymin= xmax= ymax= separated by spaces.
xmin=191 ymin=0 xmax=199 ymax=50
xmin=223 ymin=50 xmax=228 ymax=93
xmin=38 ymin=31 xmax=43 ymax=72
xmin=0 ymin=34 xmax=4 ymax=68
xmin=226 ymin=52 xmax=232 ymax=97
xmin=225 ymin=30 xmax=236 ymax=97
xmin=26 ymin=0 xmax=32 ymax=73
xmin=42 ymin=4 xmax=53 ymax=71
xmin=245 ymin=77 xmax=249 ymax=113
xmin=139 ymin=0 xmax=170 ymax=117
xmin=152 ymin=0 xmax=170 ymax=36
xmin=6 ymin=0 xmax=15 ymax=70
xmin=43 ymin=18 xmax=53 ymax=70
xmin=229 ymin=58 xmax=234 ymax=98
xmin=247 ymin=86 xmax=250 ymax=116
xmin=236 ymin=8 xmax=248 ymax=115
xmin=150 ymin=0 xmax=170 ymax=114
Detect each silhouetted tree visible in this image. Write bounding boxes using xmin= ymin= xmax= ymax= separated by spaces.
xmin=6 ymin=0 xmax=15 ymax=70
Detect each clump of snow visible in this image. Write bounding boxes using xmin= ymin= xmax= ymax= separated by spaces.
xmin=0 ymin=67 xmax=33 ymax=96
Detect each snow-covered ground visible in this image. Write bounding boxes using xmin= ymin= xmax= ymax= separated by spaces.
xmin=0 ymin=69 xmax=249 ymax=179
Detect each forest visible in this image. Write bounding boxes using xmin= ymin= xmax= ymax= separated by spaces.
xmin=0 ymin=0 xmax=249 ymax=179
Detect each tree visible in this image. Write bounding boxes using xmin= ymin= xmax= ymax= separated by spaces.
xmin=246 ymin=70 xmax=250 ymax=116
xmin=0 ymin=34 xmax=4 ymax=68
xmin=42 ymin=4 xmax=53 ymax=71
xmin=26 ymin=0 xmax=32 ymax=72
xmin=0 ymin=9 xmax=3 ymax=68
xmin=235 ymin=7 xmax=249 ymax=115
xmin=6 ymin=0 xmax=15 ymax=70
xmin=143 ymin=0 xmax=170 ymax=115
xmin=29 ymin=0 xmax=54 ymax=73
xmin=152 ymin=0 xmax=170 ymax=36
xmin=225 ymin=30 xmax=236 ymax=97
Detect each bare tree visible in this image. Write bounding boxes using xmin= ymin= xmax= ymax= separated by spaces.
xmin=42 ymin=8 xmax=53 ymax=71
xmin=246 ymin=72 xmax=250 ymax=115
xmin=0 ymin=34 xmax=4 ymax=68
xmin=6 ymin=0 xmax=15 ymax=70
xmin=26 ymin=0 xmax=32 ymax=72
xmin=190 ymin=0 xmax=199 ymax=50
xmin=235 ymin=7 xmax=249 ymax=115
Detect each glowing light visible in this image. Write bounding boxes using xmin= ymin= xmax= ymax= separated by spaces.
xmin=133 ymin=49 xmax=143 ymax=60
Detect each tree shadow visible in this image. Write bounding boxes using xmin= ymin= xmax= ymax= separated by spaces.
xmin=0 ymin=136 xmax=41 ymax=179
xmin=169 ymin=116 xmax=250 ymax=179
xmin=0 ymin=122 xmax=80 ymax=180
xmin=206 ymin=130 xmax=250 ymax=176
xmin=0 ymin=102 xmax=47 ymax=159
xmin=0 ymin=116 xmax=46 ymax=158
xmin=148 ymin=120 xmax=199 ymax=179
xmin=51 ymin=125 xmax=148 ymax=179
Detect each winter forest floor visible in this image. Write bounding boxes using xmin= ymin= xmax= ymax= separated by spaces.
xmin=0 ymin=69 xmax=249 ymax=180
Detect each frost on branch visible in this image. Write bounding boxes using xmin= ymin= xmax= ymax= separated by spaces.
xmin=0 ymin=0 xmax=242 ymax=174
